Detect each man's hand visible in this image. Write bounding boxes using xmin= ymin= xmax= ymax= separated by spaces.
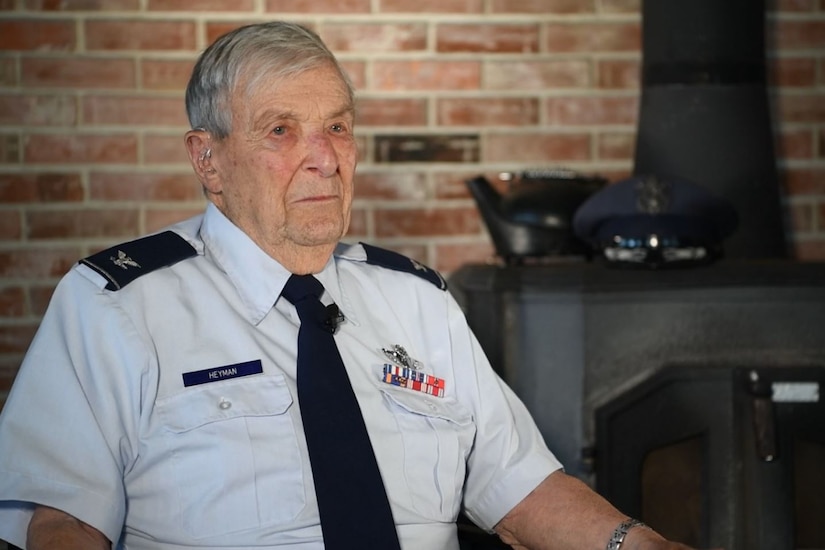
xmin=27 ymin=505 xmax=111 ymax=550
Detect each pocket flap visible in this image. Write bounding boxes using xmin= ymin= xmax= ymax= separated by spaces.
xmin=380 ymin=385 xmax=472 ymax=426
xmin=159 ymin=374 xmax=293 ymax=433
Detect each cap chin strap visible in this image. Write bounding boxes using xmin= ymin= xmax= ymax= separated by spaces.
xmin=601 ymin=233 xmax=721 ymax=268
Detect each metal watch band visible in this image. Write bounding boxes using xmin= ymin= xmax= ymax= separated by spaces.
xmin=606 ymin=518 xmax=648 ymax=550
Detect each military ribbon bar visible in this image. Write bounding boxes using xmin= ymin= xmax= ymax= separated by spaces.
xmin=381 ymin=364 xmax=445 ymax=397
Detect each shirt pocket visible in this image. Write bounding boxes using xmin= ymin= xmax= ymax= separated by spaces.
xmin=380 ymin=386 xmax=476 ymax=520
xmin=157 ymin=373 xmax=305 ymax=538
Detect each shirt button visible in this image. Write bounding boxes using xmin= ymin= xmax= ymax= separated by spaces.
xmin=219 ymin=398 xmax=232 ymax=410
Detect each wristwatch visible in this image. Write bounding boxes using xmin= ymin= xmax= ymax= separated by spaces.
xmin=606 ymin=518 xmax=648 ymax=550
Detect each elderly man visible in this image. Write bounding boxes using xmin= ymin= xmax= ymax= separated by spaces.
xmin=0 ymin=22 xmax=705 ymax=550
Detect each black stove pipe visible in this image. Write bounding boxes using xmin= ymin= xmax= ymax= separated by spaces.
xmin=633 ymin=0 xmax=788 ymax=259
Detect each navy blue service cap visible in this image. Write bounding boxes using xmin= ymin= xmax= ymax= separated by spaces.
xmin=572 ymin=174 xmax=739 ymax=267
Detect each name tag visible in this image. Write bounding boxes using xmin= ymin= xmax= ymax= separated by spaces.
xmin=182 ymin=360 xmax=263 ymax=387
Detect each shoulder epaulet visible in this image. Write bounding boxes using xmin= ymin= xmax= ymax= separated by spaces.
xmin=79 ymin=230 xmax=197 ymax=291
xmin=361 ymin=242 xmax=447 ymax=290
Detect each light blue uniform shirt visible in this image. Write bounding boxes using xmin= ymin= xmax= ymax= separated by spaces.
xmin=0 ymin=203 xmax=561 ymax=549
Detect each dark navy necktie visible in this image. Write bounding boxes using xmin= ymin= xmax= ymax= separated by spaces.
xmin=281 ymin=274 xmax=401 ymax=549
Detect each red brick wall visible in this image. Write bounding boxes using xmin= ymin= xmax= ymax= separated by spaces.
xmin=0 ymin=0 xmax=824 ymax=399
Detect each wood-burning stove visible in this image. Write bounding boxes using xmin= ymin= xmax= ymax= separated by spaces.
xmin=450 ymin=260 xmax=825 ymax=549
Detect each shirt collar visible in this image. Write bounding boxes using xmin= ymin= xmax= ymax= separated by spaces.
xmin=199 ymin=203 xmax=346 ymax=325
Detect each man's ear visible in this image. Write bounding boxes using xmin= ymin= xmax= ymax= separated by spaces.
xmin=184 ymin=130 xmax=220 ymax=191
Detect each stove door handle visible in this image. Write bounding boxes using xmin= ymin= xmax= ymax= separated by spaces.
xmin=747 ymin=370 xmax=778 ymax=462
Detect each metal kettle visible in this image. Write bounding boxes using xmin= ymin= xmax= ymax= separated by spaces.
xmin=466 ymin=170 xmax=606 ymax=264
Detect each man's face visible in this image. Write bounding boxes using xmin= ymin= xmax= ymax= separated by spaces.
xmin=204 ymin=63 xmax=357 ymax=267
